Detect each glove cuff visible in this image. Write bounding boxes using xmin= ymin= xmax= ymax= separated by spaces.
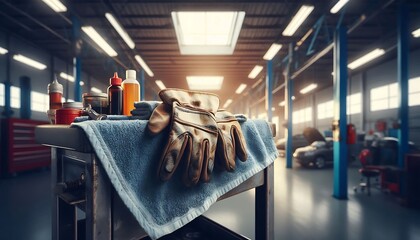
xmin=159 ymin=88 xmax=220 ymax=114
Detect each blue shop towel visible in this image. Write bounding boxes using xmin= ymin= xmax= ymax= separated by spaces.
xmin=71 ymin=119 xmax=278 ymax=239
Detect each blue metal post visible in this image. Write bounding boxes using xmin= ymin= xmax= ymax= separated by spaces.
xmin=140 ymin=69 xmax=145 ymax=101
xmin=2 ymin=34 xmax=12 ymax=117
xmin=72 ymin=16 xmax=82 ymax=101
xmin=266 ymin=60 xmax=273 ymax=122
xmin=285 ymin=43 xmax=294 ymax=168
xmin=333 ymin=26 xmax=348 ymax=199
xmin=397 ymin=2 xmax=409 ymax=168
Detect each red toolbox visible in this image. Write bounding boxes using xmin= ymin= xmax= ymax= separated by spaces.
xmin=1 ymin=118 xmax=51 ymax=176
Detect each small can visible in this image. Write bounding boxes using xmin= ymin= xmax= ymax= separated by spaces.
xmin=55 ymin=102 xmax=83 ymax=125
xmin=82 ymin=92 xmax=108 ymax=114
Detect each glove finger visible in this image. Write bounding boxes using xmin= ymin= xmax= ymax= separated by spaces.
xmin=158 ymin=134 xmax=189 ymax=181
xmin=217 ymin=129 xmax=236 ymax=171
xmin=232 ymin=125 xmax=248 ymax=162
xmin=147 ymin=103 xmax=171 ymax=135
xmin=183 ymin=136 xmax=203 ymax=186
xmin=200 ymin=140 xmax=214 ymax=182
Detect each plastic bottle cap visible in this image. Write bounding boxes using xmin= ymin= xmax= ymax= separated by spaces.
xmin=110 ymin=72 xmax=122 ymax=85
xmin=126 ymin=69 xmax=136 ymax=80
xmin=48 ymin=77 xmax=63 ymax=94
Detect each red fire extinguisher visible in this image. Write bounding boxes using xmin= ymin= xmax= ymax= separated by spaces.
xmin=347 ymin=124 xmax=356 ymax=144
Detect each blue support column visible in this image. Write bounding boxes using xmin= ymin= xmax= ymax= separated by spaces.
xmin=73 ymin=57 xmax=81 ymax=101
xmin=2 ymin=34 xmax=12 ymax=117
xmin=140 ymin=69 xmax=145 ymax=101
xmin=333 ymin=26 xmax=348 ymax=199
xmin=397 ymin=2 xmax=409 ymax=168
xmin=266 ymin=60 xmax=273 ymax=122
xmin=72 ymin=16 xmax=82 ymax=101
xmin=285 ymin=43 xmax=294 ymax=169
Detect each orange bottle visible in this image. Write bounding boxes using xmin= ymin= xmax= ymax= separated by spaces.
xmin=122 ymin=70 xmax=140 ymax=115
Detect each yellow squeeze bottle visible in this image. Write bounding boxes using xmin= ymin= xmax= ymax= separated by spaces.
xmin=122 ymin=70 xmax=140 ymax=116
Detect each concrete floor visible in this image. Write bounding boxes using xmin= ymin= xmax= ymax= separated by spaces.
xmin=1 ymin=158 xmax=420 ymax=240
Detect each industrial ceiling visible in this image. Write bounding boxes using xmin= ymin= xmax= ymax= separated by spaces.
xmin=1 ymin=0 xmax=420 ymax=109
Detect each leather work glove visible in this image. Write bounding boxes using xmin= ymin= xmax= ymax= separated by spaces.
xmin=153 ymin=89 xmax=220 ymax=186
xmin=215 ymin=110 xmax=248 ymax=171
xmin=147 ymin=89 xmax=220 ymax=135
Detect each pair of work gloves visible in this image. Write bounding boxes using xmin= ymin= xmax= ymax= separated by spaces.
xmin=147 ymin=89 xmax=248 ymax=187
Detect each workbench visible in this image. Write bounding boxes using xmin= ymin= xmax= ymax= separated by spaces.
xmin=35 ymin=125 xmax=274 ymax=240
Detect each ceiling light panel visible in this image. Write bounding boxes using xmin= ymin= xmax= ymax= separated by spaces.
xmin=223 ymin=99 xmax=233 ymax=109
xmin=248 ymin=65 xmax=263 ymax=79
xmin=282 ymin=5 xmax=314 ymax=36
xmin=330 ymin=0 xmax=350 ymax=14
xmin=82 ymin=26 xmax=118 ymax=57
xmin=412 ymin=28 xmax=420 ymax=38
xmin=348 ymin=48 xmax=385 ymax=70
xmin=263 ymin=43 xmax=282 ymax=60
xmin=105 ymin=13 xmax=135 ymax=49
xmin=155 ymin=80 xmax=166 ymax=90
xmin=0 ymin=47 xmax=8 ymax=55
xmin=91 ymin=87 xmax=102 ymax=93
xmin=60 ymin=72 xmax=74 ymax=82
xmin=300 ymin=83 xmax=318 ymax=94
xmin=186 ymin=76 xmax=223 ymax=90
xmin=13 ymin=54 xmax=47 ymax=70
xmin=135 ymin=55 xmax=154 ymax=77
xmin=172 ymin=11 xmax=245 ymax=55
xmin=235 ymin=84 xmax=247 ymax=94
xmin=42 ymin=0 xmax=67 ymax=12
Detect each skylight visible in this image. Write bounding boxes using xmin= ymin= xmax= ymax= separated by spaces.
xmin=172 ymin=11 xmax=245 ymax=55
xmin=186 ymin=76 xmax=224 ymax=90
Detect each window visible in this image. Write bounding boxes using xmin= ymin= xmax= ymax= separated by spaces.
xmin=347 ymin=93 xmax=362 ymax=115
xmin=11 ymin=86 xmax=20 ymax=108
xmin=371 ymin=84 xmax=397 ymax=111
xmin=293 ymin=107 xmax=312 ymax=124
xmin=409 ymin=77 xmax=420 ymax=106
xmin=0 ymin=83 xmax=4 ymax=106
xmin=370 ymin=78 xmax=420 ymax=111
xmin=317 ymin=100 xmax=333 ymax=119
xmin=31 ymin=91 xmax=49 ymax=112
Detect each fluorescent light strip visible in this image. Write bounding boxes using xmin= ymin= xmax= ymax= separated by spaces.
xmin=82 ymin=26 xmax=118 ymax=57
xmin=235 ymin=84 xmax=247 ymax=94
xmin=223 ymin=99 xmax=233 ymax=109
xmin=248 ymin=65 xmax=263 ymax=79
xmin=105 ymin=13 xmax=135 ymax=49
xmin=263 ymin=43 xmax=282 ymax=60
xmin=42 ymin=0 xmax=67 ymax=12
xmin=330 ymin=0 xmax=350 ymax=14
xmin=348 ymin=48 xmax=385 ymax=70
xmin=134 ymin=55 xmax=154 ymax=77
xmin=186 ymin=76 xmax=224 ymax=90
xmin=60 ymin=72 xmax=74 ymax=82
xmin=13 ymin=54 xmax=47 ymax=70
xmin=300 ymin=83 xmax=318 ymax=94
xmin=0 ymin=47 xmax=8 ymax=55
xmin=155 ymin=80 xmax=166 ymax=90
xmin=91 ymin=87 xmax=102 ymax=93
xmin=282 ymin=5 xmax=314 ymax=36
xmin=412 ymin=28 xmax=420 ymax=38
